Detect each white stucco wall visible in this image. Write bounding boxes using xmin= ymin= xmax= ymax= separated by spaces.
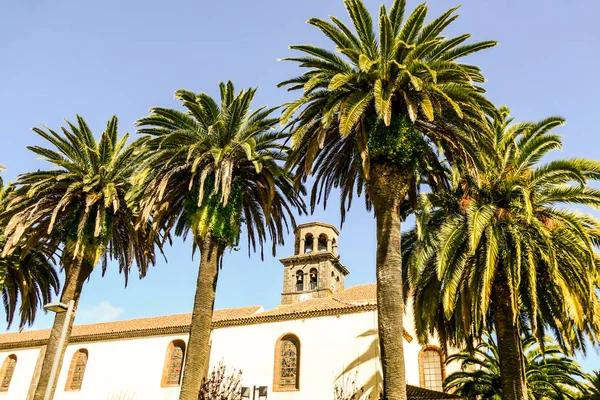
xmin=0 ymin=348 xmax=40 ymax=400
xmin=0 ymin=307 xmax=454 ymax=400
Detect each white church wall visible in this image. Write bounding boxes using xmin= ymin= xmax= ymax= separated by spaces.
xmin=0 ymin=348 xmax=40 ymax=400
xmin=0 ymin=308 xmax=455 ymax=399
xmin=209 ymin=311 xmax=381 ymax=400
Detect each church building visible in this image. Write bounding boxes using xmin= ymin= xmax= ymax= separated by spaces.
xmin=0 ymin=222 xmax=460 ymax=400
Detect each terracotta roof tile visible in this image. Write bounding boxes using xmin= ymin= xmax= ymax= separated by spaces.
xmin=0 ymin=306 xmax=262 ymax=348
xmin=407 ymin=386 xmax=464 ymax=399
xmin=0 ymin=285 xmax=381 ymax=349
xmin=332 ymin=283 xmax=376 ymax=303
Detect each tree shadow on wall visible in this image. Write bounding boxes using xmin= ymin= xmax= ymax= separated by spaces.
xmin=334 ymin=329 xmax=382 ymax=400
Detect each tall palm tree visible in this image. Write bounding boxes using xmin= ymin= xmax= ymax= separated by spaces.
xmin=134 ymin=81 xmax=305 ymax=400
xmin=1 ymin=116 xmax=161 ymax=399
xmin=445 ymin=333 xmax=590 ymax=399
xmin=402 ymin=108 xmax=600 ymax=400
xmin=279 ymin=1 xmax=496 ymax=398
xmin=0 ymin=174 xmax=59 ymax=329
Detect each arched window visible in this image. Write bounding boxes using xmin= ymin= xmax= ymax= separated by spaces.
xmin=295 ymin=270 xmax=304 ymax=292
xmin=304 ymin=234 xmax=313 ymax=253
xmin=0 ymin=355 xmax=17 ymax=392
xmin=317 ymin=234 xmax=328 ymax=252
xmin=161 ymin=340 xmax=186 ymax=387
xmin=273 ymin=334 xmax=300 ymax=391
xmin=65 ymin=349 xmax=88 ymax=391
xmin=309 ymin=268 xmax=318 ymax=290
xmin=418 ymin=346 xmax=444 ymax=392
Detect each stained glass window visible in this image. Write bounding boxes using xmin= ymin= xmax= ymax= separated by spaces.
xmin=67 ymin=350 xmax=88 ymax=391
xmin=422 ymin=349 xmax=443 ymax=391
xmin=279 ymin=337 xmax=299 ymax=388
xmin=0 ymin=355 xmax=17 ymax=392
xmin=162 ymin=340 xmax=185 ymax=386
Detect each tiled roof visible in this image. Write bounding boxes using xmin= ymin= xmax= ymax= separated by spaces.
xmin=0 ymin=306 xmax=262 ymax=349
xmin=0 ymin=284 xmax=407 ymax=350
xmin=261 ymin=283 xmax=376 ymax=318
xmin=332 ymin=283 xmax=376 ymax=303
xmin=407 ymin=386 xmax=464 ymax=399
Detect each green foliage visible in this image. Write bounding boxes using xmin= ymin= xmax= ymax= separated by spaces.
xmin=1 ymin=116 xmax=160 ymax=284
xmin=0 ymin=180 xmax=59 ymax=329
xmin=403 ymin=107 xmax=600 ymax=354
xmin=279 ymin=0 xmax=496 ymax=221
xmin=366 ymin=114 xmax=427 ymax=166
xmin=134 ymin=81 xmax=305 ymax=256
xmin=445 ymin=333 xmax=590 ymax=399
xmin=183 ymin=177 xmax=243 ymax=246
xmin=582 ymin=370 xmax=600 ymax=399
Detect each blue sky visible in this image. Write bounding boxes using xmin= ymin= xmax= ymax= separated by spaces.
xmin=1 ymin=0 xmax=599 ymax=372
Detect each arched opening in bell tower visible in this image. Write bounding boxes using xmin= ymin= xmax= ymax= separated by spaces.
xmin=304 ymin=234 xmax=314 ymax=254
xmin=309 ymin=268 xmax=318 ymax=290
xmin=295 ymin=270 xmax=304 ymax=292
xmin=317 ymin=234 xmax=328 ymax=252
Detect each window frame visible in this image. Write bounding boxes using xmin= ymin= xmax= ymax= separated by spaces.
xmin=0 ymin=354 xmax=17 ymax=393
xmin=65 ymin=349 xmax=88 ymax=392
xmin=272 ymin=333 xmax=301 ymax=392
xmin=161 ymin=340 xmax=186 ymax=387
xmin=418 ymin=345 xmax=445 ymax=392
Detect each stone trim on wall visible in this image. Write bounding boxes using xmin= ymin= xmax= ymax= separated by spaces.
xmin=26 ymin=345 xmax=46 ymax=400
xmin=0 ymin=304 xmax=413 ymax=350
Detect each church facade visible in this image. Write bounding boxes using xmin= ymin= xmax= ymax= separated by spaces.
xmin=0 ymin=223 xmax=458 ymax=400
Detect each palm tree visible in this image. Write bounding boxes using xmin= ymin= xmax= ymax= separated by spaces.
xmin=0 ymin=173 xmax=59 ymax=330
xmin=1 ymin=116 xmax=161 ymax=399
xmin=402 ymin=108 xmax=600 ymax=400
xmin=582 ymin=370 xmax=600 ymax=399
xmin=134 ymin=81 xmax=305 ymax=400
xmin=445 ymin=333 xmax=590 ymax=399
xmin=278 ymin=1 xmax=496 ymax=398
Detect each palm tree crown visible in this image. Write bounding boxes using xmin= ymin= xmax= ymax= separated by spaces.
xmin=280 ymin=0 xmax=497 ymax=217
xmin=2 ymin=116 xmax=159 ymax=279
xmin=445 ymin=333 xmax=590 ymax=399
xmin=0 ymin=178 xmax=59 ymax=329
xmin=404 ymin=108 xmax=600 ymax=350
xmin=135 ymin=81 xmax=305 ymax=255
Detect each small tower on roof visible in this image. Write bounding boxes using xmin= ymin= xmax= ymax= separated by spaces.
xmin=279 ymin=222 xmax=349 ymax=305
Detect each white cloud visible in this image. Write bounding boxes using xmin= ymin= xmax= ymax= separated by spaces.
xmin=76 ymin=301 xmax=124 ymax=324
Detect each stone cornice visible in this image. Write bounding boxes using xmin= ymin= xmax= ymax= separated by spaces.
xmin=0 ymin=303 xmax=414 ymax=350
xmin=295 ymin=222 xmax=340 ymax=235
xmin=279 ymin=252 xmax=350 ymax=276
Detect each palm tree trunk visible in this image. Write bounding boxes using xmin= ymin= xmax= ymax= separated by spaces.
xmin=493 ymin=279 xmax=528 ymax=400
xmin=33 ymin=259 xmax=91 ymax=400
xmin=179 ymin=234 xmax=223 ymax=400
xmin=367 ymin=162 xmax=409 ymax=400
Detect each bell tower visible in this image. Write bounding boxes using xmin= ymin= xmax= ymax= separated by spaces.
xmin=280 ymin=222 xmax=349 ymax=305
